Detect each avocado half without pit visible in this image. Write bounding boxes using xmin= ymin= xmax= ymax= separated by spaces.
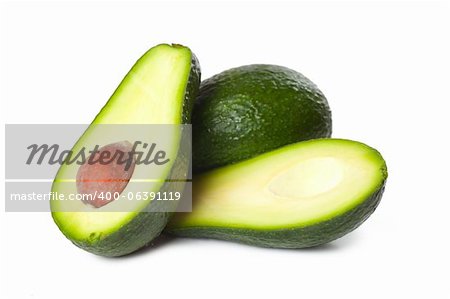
xmin=167 ymin=139 xmax=387 ymax=248
xmin=51 ymin=44 xmax=201 ymax=257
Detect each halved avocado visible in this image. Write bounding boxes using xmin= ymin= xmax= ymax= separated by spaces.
xmin=51 ymin=44 xmax=200 ymax=256
xmin=167 ymin=139 xmax=387 ymax=248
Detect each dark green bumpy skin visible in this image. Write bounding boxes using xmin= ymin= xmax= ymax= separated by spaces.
xmin=54 ymin=53 xmax=201 ymax=257
xmin=167 ymin=182 xmax=386 ymax=249
xmin=192 ymin=64 xmax=332 ymax=173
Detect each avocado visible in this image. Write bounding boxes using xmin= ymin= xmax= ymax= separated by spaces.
xmin=167 ymin=139 xmax=387 ymax=248
xmin=51 ymin=44 xmax=200 ymax=256
xmin=192 ymin=64 xmax=332 ymax=173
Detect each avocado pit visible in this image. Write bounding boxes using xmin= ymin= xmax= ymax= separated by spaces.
xmin=76 ymin=141 xmax=136 ymax=208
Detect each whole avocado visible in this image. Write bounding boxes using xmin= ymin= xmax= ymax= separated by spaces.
xmin=192 ymin=64 xmax=332 ymax=173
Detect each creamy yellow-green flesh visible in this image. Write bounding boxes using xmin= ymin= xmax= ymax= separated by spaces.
xmin=169 ymin=139 xmax=387 ymax=229
xmin=51 ymin=44 xmax=192 ymax=241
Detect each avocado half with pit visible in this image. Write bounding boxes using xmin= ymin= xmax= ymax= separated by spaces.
xmin=51 ymin=44 xmax=200 ymax=257
xmin=167 ymin=139 xmax=387 ymax=248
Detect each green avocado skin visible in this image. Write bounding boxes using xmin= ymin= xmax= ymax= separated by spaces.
xmin=192 ymin=64 xmax=332 ymax=173
xmin=56 ymin=54 xmax=201 ymax=257
xmin=167 ymin=183 xmax=385 ymax=249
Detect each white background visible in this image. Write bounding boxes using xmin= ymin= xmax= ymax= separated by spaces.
xmin=1 ymin=1 xmax=449 ymax=298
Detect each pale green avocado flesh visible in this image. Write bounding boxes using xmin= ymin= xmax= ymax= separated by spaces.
xmin=167 ymin=139 xmax=387 ymax=248
xmin=51 ymin=44 xmax=200 ymax=256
